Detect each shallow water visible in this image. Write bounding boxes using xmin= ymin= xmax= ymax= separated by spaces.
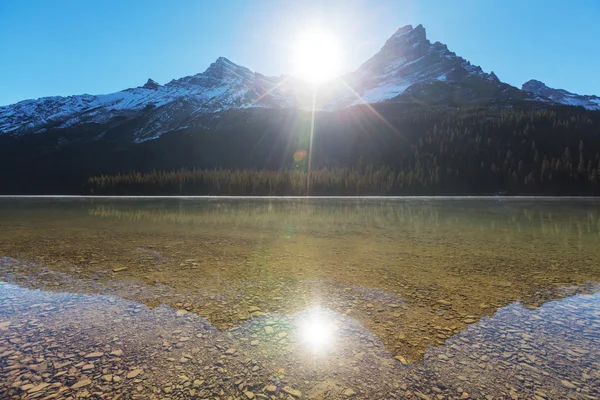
xmin=1 ymin=197 xmax=599 ymax=399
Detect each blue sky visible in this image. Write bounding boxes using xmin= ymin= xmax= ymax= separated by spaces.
xmin=1 ymin=0 xmax=599 ymax=106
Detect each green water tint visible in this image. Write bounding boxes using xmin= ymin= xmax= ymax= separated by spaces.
xmin=1 ymin=197 xmax=599 ymax=399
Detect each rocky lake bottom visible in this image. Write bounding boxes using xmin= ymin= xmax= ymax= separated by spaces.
xmin=1 ymin=197 xmax=599 ymax=399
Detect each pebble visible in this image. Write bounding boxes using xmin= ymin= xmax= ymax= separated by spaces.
xmin=28 ymin=382 xmax=50 ymax=393
xmin=193 ymin=379 xmax=204 ymax=388
xmin=282 ymin=386 xmax=302 ymax=398
xmin=560 ymin=380 xmax=577 ymax=389
xmin=71 ymin=378 xmax=92 ymax=389
xmin=127 ymin=369 xmax=143 ymax=379
xmin=266 ymin=385 xmax=277 ymax=393
xmin=394 ymin=355 xmax=410 ymax=365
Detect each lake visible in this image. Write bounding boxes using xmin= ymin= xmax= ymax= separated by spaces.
xmin=1 ymin=197 xmax=599 ymax=399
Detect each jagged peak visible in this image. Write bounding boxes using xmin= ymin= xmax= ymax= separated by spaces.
xmin=388 ymin=23 xmax=427 ymax=43
xmin=357 ymin=23 xmax=430 ymax=72
xmin=392 ymin=24 xmax=425 ymax=36
xmin=207 ymin=56 xmax=244 ymax=71
xmin=522 ymin=79 xmax=548 ymax=90
xmin=432 ymin=41 xmax=449 ymax=50
xmin=214 ymin=56 xmax=237 ymax=67
xmin=393 ymin=25 xmax=413 ymax=36
xmin=377 ymin=24 xmax=429 ymax=60
xmin=202 ymin=56 xmax=253 ymax=78
xmin=413 ymin=24 xmax=426 ymax=35
xmin=521 ymin=79 xmax=600 ymax=109
xmin=142 ymin=79 xmax=159 ymax=90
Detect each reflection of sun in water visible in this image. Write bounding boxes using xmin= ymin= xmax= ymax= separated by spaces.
xmin=292 ymin=29 xmax=341 ymax=84
xmin=298 ymin=308 xmax=336 ymax=353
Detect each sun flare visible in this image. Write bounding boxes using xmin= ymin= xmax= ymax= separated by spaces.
xmin=292 ymin=29 xmax=341 ymax=85
xmin=298 ymin=308 xmax=336 ymax=353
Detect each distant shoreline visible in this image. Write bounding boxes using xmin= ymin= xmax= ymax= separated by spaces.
xmin=2 ymin=195 xmax=600 ymax=200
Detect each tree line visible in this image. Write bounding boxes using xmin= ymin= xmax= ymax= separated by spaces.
xmin=86 ymin=105 xmax=600 ymax=195
xmin=2 ymin=103 xmax=600 ymax=195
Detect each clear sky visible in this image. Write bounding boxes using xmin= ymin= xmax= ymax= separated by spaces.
xmin=1 ymin=0 xmax=599 ymax=106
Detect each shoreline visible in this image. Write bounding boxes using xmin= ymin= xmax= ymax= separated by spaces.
xmin=2 ymin=194 xmax=600 ymax=199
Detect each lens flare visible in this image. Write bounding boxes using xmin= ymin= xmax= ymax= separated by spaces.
xmin=292 ymin=29 xmax=341 ymax=84
xmin=297 ymin=308 xmax=336 ymax=353
xmin=294 ymin=149 xmax=307 ymax=162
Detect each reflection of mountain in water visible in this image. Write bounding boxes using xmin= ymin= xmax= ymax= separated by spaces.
xmin=87 ymin=199 xmax=600 ymax=243
xmin=2 ymin=281 xmax=599 ymax=399
xmin=2 ymin=253 xmax=599 ymax=365
xmin=1 ymin=198 xmax=600 ymax=365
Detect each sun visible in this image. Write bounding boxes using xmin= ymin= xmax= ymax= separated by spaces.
xmin=292 ymin=29 xmax=341 ymax=85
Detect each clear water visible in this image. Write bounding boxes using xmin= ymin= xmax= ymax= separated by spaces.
xmin=1 ymin=197 xmax=599 ymax=399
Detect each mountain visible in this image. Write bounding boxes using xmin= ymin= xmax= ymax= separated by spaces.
xmin=0 ymin=57 xmax=308 ymax=142
xmin=522 ymin=80 xmax=600 ymax=110
xmin=325 ymin=24 xmax=530 ymax=108
xmin=0 ymin=24 xmax=563 ymax=142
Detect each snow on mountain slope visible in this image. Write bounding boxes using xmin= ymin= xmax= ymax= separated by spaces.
xmin=522 ymin=80 xmax=600 ymax=110
xmin=0 ymin=57 xmax=304 ymax=138
xmin=1 ymin=25 xmax=591 ymax=142
xmin=323 ymin=24 xmax=514 ymax=108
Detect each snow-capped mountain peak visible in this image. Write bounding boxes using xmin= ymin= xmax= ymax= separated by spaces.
xmin=384 ymin=24 xmax=428 ymax=53
xmin=141 ymin=79 xmax=160 ymax=90
xmin=172 ymin=57 xmax=253 ymax=86
xmin=0 ymin=56 xmax=299 ymax=139
xmin=327 ymin=24 xmax=511 ymax=107
xmin=209 ymin=56 xmax=247 ymax=73
xmin=522 ymin=80 xmax=600 ymax=110
xmin=1 ymin=25 xmax=597 ymax=142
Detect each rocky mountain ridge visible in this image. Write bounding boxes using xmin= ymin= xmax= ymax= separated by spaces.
xmin=522 ymin=80 xmax=600 ymax=111
xmin=0 ymin=25 xmax=597 ymax=142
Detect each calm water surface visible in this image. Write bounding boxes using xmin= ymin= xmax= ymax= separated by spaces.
xmin=0 ymin=197 xmax=599 ymax=399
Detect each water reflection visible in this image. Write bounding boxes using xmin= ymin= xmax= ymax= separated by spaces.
xmin=1 ymin=282 xmax=599 ymax=399
xmin=85 ymin=198 xmax=600 ymax=238
xmin=1 ymin=198 xmax=600 ymax=398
